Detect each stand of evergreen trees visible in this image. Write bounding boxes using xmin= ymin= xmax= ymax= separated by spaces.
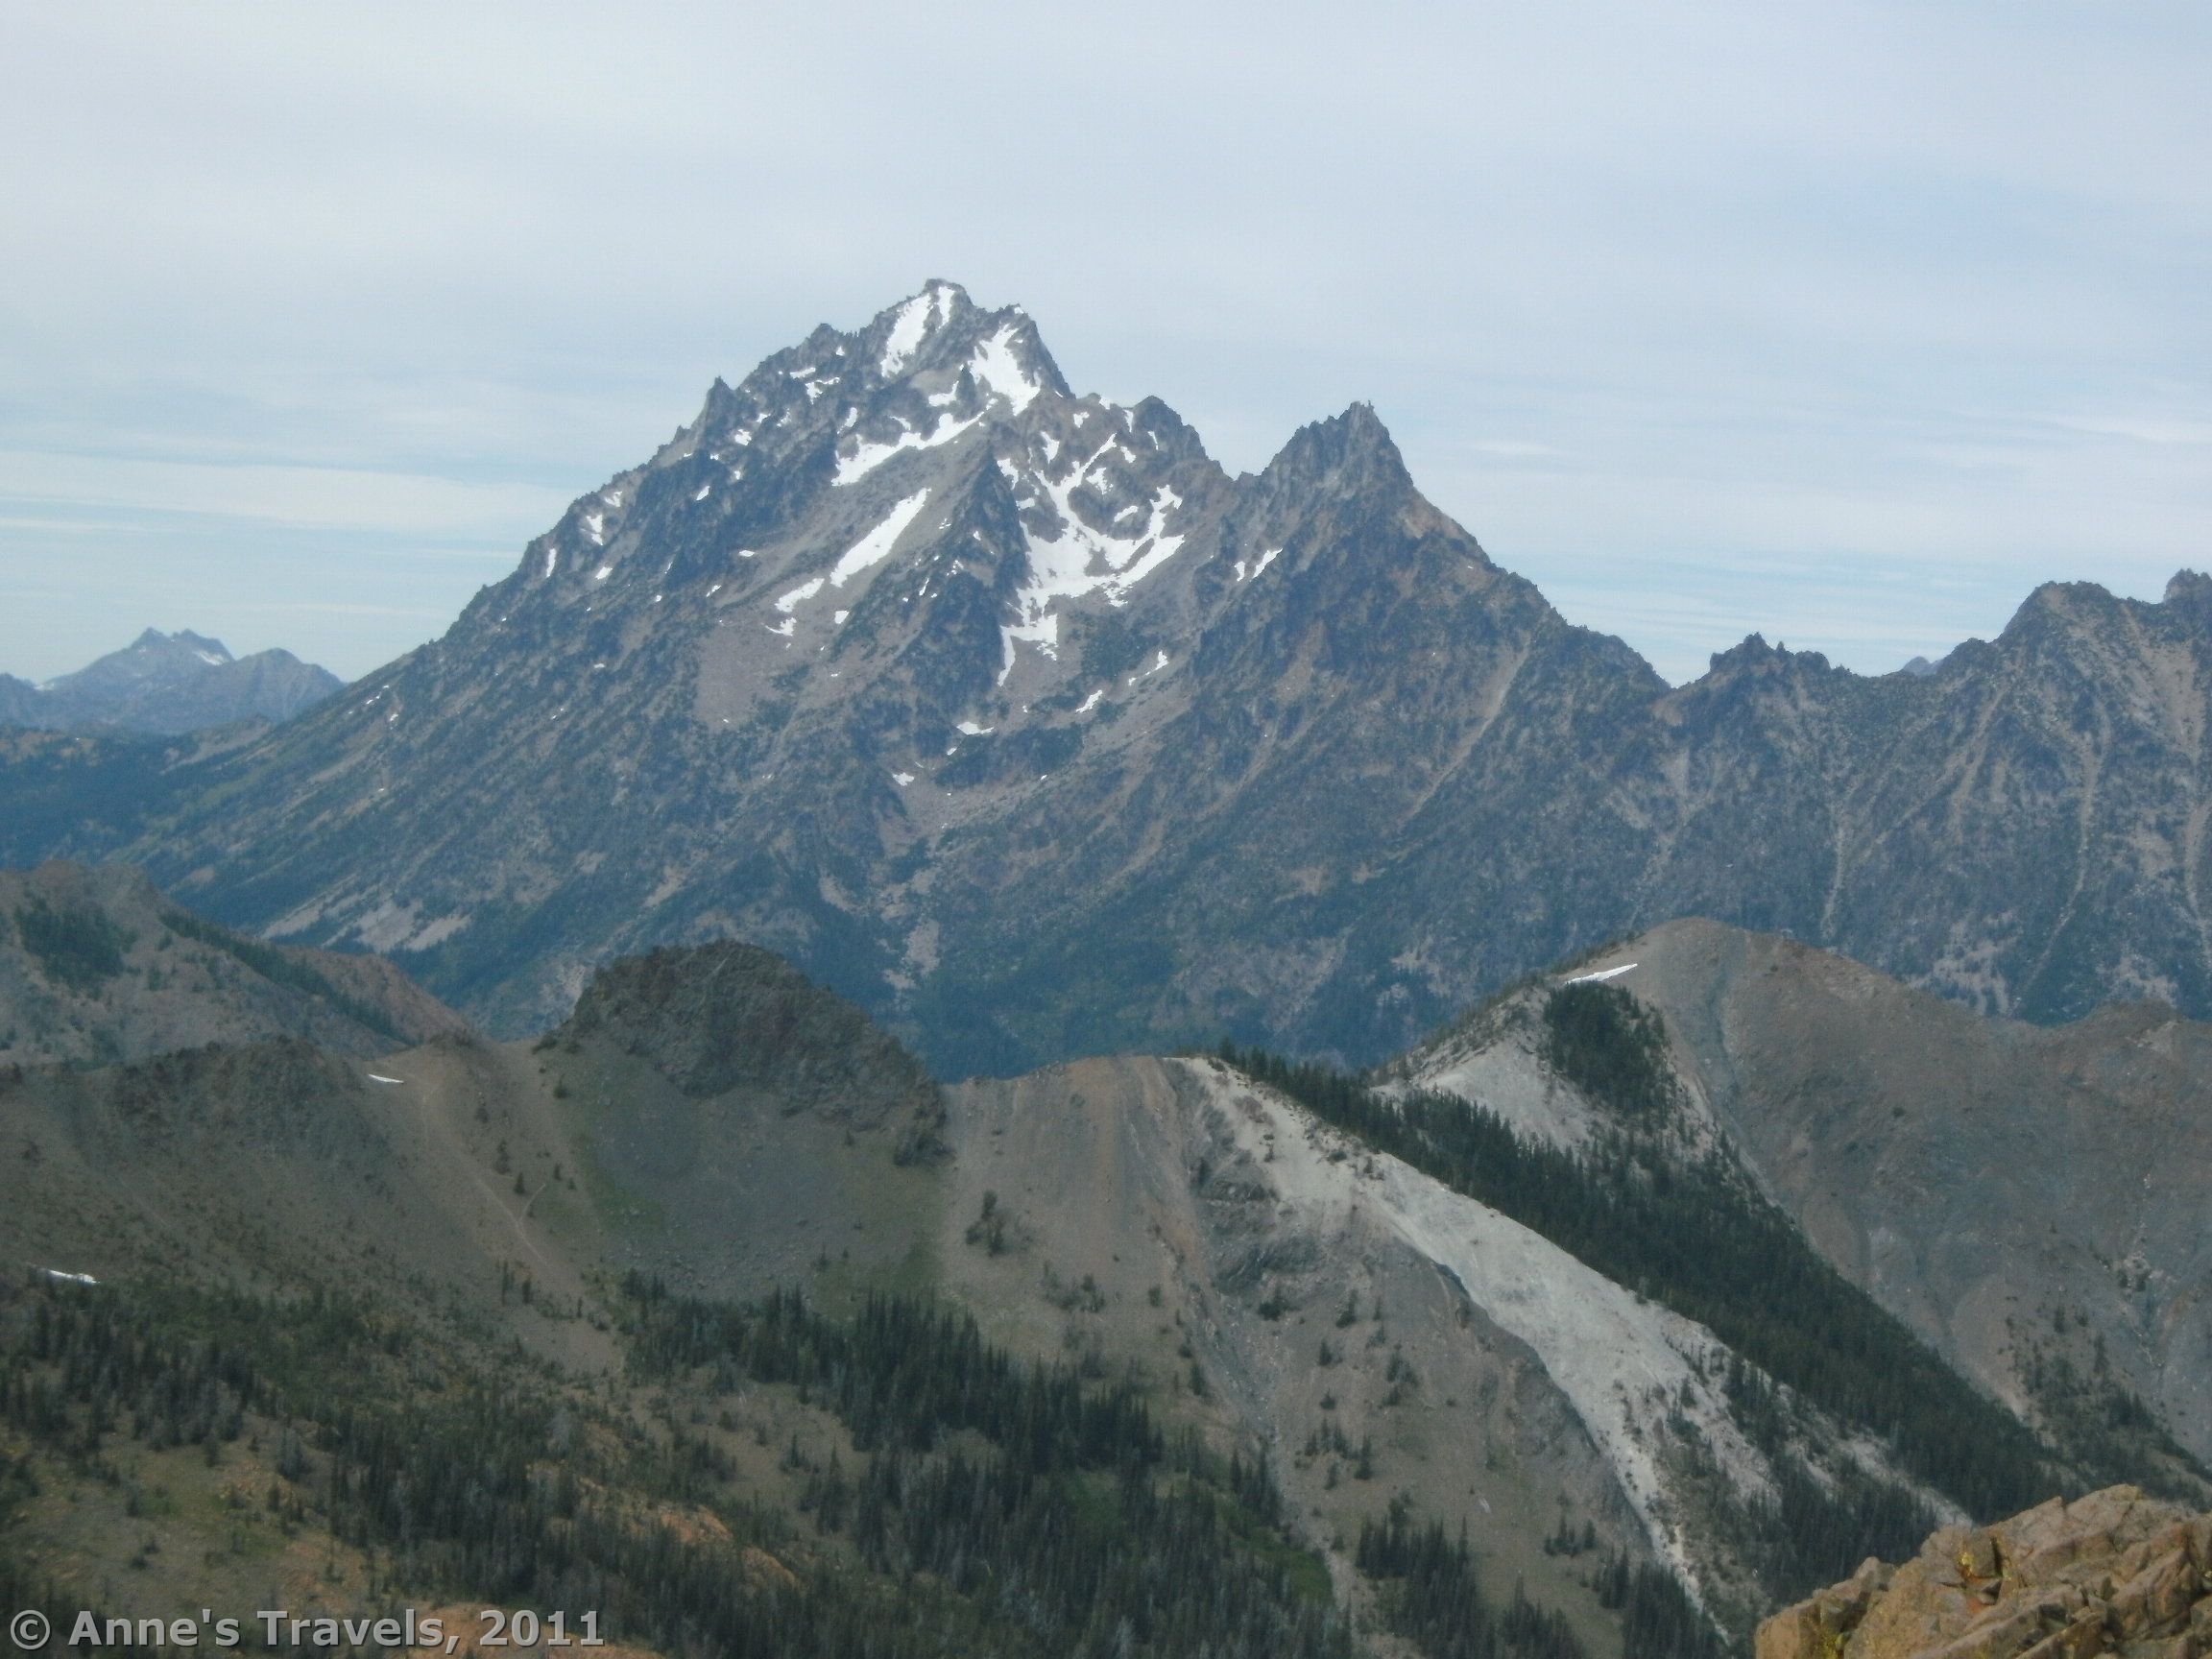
xmin=1590 ymin=1553 xmax=1732 ymax=1659
xmin=623 ymin=1281 xmax=1162 ymax=1472
xmin=12 ymin=898 xmax=129 ymax=993
xmin=1355 ymin=1495 xmax=1588 ymax=1659
xmin=160 ymin=907 xmax=404 ymax=1043
xmin=622 ymin=1281 xmax=1347 ymax=1658
xmin=1537 ymin=986 xmax=1674 ymax=1121
xmin=1718 ymin=1360 xmax=1938 ymax=1595
xmin=0 ymin=1274 xmax=1354 ymax=1659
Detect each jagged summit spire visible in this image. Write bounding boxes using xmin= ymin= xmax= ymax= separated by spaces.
xmin=2165 ymin=568 xmax=2212 ymax=607
xmin=1255 ymin=400 xmax=1414 ymax=497
xmin=871 ymin=280 xmax=972 ymax=374
xmin=781 ymin=278 xmax=1068 ymax=412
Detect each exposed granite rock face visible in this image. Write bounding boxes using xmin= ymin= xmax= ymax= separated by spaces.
xmin=1759 ymin=1486 xmax=2212 ymax=1659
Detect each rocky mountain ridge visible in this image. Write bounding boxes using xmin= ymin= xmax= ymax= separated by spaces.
xmin=4 ymin=899 xmax=2206 ymax=1656
xmin=1758 ymin=1485 xmax=2212 ymax=1659
xmin=1391 ymin=920 xmax=2212 ymax=1480
xmin=0 ymin=928 xmax=1942 ymax=1652
xmin=5 ymin=285 xmax=2210 ymax=1077
xmin=0 ymin=859 xmax=469 ymax=1066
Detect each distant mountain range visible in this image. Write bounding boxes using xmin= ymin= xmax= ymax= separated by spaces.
xmin=0 ymin=627 xmax=341 ymax=734
xmin=12 ymin=281 xmax=2210 ymax=1658
xmin=3 ymin=283 xmax=2208 ymax=1082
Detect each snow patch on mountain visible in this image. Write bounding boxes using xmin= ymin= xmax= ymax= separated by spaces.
xmin=774 ymin=578 xmax=825 ymax=614
xmin=834 ymin=413 xmax=980 ymax=486
xmin=1565 ymin=962 xmax=1638 ymax=985
xmin=970 ymin=324 xmax=1043 ymax=412
xmin=880 ymin=282 xmax=959 ymax=375
xmin=998 ymin=451 xmax=1189 ymax=679
xmin=830 ymin=489 xmax=932 ymax=588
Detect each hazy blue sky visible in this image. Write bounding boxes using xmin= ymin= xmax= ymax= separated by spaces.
xmin=2 ymin=3 xmax=2205 ymax=685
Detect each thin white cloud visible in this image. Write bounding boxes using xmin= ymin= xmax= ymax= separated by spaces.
xmin=2052 ymin=417 xmax=2212 ymax=447
xmin=0 ymin=451 xmax=565 ymax=536
xmin=230 ymin=600 xmax=465 ymax=621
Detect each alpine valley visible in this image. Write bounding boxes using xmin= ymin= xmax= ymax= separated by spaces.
xmin=5 ymin=284 xmax=2212 ymax=1659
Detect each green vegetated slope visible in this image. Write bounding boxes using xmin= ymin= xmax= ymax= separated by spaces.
xmin=0 ymin=926 xmax=1687 ymax=1659
xmin=0 ymin=932 xmax=1374 ymax=1659
xmin=0 ymin=1273 xmax=1350 ymax=1659
xmin=6 ymin=910 xmax=2204 ymax=1659
xmin=0 ymin=937 xmax=1308 ymax=1658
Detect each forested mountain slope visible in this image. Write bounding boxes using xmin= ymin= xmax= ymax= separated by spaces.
xmin=0 ymin=860 xmax=468 ymax=1066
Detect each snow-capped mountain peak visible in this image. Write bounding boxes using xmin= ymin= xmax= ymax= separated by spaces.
xmin=507 ymin=283 xmax=1238 ymax=712
xmin=215 ymin=283 xmax=1542 ymax=1046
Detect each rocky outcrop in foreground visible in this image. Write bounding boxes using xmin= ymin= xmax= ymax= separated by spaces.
xmin=1759 ymin=1486 xmax=2212 ymax=1659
